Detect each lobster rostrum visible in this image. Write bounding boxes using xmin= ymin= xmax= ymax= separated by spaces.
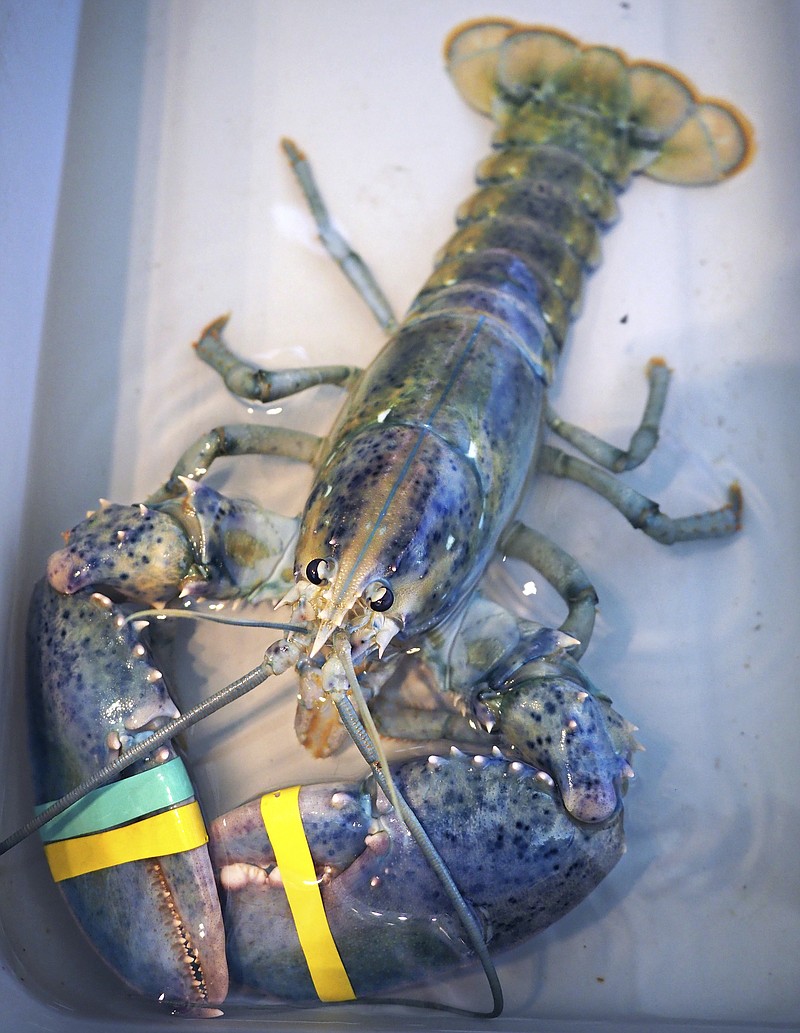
xmin=13 ymin=19 xmax=749 ymax=1016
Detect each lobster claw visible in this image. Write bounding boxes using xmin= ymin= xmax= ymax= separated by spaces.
xmin=46 ymin=483 xmax=298 ymax=605
xmin=480 ymin=653 xmax=641 ymax=824
xmin=401 ymin=594 xmax=640 ymax=825
xmin=209 ymin=750 xmax=625 ymax=1001
xmin=27 ymin=580 xmax=229 ymax=1007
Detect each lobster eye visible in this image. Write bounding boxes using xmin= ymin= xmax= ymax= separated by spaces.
xmin=306 ymin=558 xmax=331 ymax=585
xmin=368 ymin=583 xmax=394 ymax=612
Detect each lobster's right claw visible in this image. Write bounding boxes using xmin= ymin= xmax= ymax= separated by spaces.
xmin=27 ymin=580 xmax=229 ymax=1008
xmin=46 ymin=483 xmax=298 ymax=605
xmin=57 ymin=841 xmax=229 ymax=1009
xmin=46 ymin=501 xmax=198 ymax=602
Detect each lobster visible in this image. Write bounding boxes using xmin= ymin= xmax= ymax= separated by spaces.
xmin=7 ymin=18 xmax=750 ymax=1017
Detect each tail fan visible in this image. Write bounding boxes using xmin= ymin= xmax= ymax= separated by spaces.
xmin=445 ymin=19 xmax=752 ymax=186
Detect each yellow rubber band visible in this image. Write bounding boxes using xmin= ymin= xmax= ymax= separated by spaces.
xmin=44 ymin=801 xmax=208 ymax=882
xmin=260 ymin=787 xmax=355 ymax=1002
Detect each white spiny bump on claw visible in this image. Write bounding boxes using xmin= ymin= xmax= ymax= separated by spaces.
xmin=535 ymin=771 xmax=555 ymax=787
xmin=116 ymin=529 xmax=126 ymax=542
xmin=471 ymin=755 xmax=487 ymax=767
xmin=114 ymin=614 xmax=126 ymax=630
xmin=132 ymin=620 xmax=149 ymax=634
xmin=567 ymin=719 xmax=578 ymax=731
xmin=509 ymin=761 xmax=525 ymax=774
xmin=365 ymin=831 xmax=390 ymax=855
xmin=375 ymin=619 xmax=400 ymax=658
xmin=492 ymin=746 xmax=504 ymax=759
xmin=146 ymin=668 xmax=163 ymax=683
xmin=106 ymin=731 xmax=121 ymax=752
xmin=577 ymin=690 xmax=589 ymax=703
xmin=177 ymin=476 xmax=197 ymax=496
xmin=427 ymin=755 xmax=446 ymax=770
xmin=98 ymin=498 xmax=111 ymax=510
xmin=449 ymin=746 xmax=466 ymax=759
xmin=330 ymin=792 xmax=352 ymax=810
xmin=90 ymin=592 xmax=113 ymax=610
xmin=622 ymin=763 xmax=636 ymax=780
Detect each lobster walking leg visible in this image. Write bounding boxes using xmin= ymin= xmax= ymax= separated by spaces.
xmin=196 ymin=314 xmax=361 ymax=403
xmin=540 ymin=444 xmax=743 ymax=543
xmin=545 ymin=358 xmax=672 ymax=472
xmin=500 ymin=520 xmax=599 ymax=656
xmin=147 ymin=422 xmax=320 ymax=504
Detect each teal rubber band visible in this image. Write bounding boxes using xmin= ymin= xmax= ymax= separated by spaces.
xmin=36 ymin=757 xmax=195 ymax=843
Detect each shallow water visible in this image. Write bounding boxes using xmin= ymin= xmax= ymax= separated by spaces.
xmin=1 ymin=1 xmax=798 ymax=1030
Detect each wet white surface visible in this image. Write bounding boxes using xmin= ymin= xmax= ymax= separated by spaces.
xmin=1 ymin=1 xmax=798 ymax=1030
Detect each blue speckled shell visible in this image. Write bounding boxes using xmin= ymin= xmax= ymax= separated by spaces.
xmin=298 ymin=310 xmax=545 ymax=635
xmin=210 ymin=751 xmax=624 ymax=999
xmin=27 ymin=581 xmax=229 ymax=1005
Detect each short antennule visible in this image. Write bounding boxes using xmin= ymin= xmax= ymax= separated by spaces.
xmin=445 ymin=19 xmax=752 ymax=185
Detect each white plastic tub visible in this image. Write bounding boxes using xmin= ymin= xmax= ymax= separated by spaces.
xmin=1 ymin=1 xmax=798 ymax=1030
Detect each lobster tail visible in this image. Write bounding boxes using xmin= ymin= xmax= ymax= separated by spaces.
xmin=419 ymin=19 xmax=753 ymax=368
xmin=445 ymin=19 xmax=752 ymax=186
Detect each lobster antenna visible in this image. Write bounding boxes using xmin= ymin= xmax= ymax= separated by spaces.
xmin=333 ymin=632 xmax=405 ymax=818
xmin=0 ymin=652 xmax=281 ymax=857
xmin=124 ymin=607 xmax=305 ymax=634
xmin=331 ymin=632 xmax=503 ymax=1019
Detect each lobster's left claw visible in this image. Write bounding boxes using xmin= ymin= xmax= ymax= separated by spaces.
xmin=482 ymin=658 xmax=641 ymax=823
xmin=399 ymin=594 xmax=641 ymax=825
xmin=210 ymin=751 xmax=625 ymax=1001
